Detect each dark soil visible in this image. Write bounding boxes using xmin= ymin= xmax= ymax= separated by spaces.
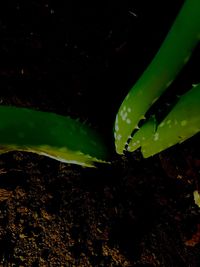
xmin=0 ymin=1 xmax=200 ymax=266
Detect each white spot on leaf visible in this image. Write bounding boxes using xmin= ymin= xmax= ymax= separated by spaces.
xmin=181 ymin=120 xmax=187 ymax=126
xmin=125 ymin=94 xmax=130 ymax=100
xmin=115 ymin=115 xmax=118 ymax=124
xmin=117 ymin=134 xmax=122 ymax=140
xmin=154 ymin=132 xmax=159 ymax=141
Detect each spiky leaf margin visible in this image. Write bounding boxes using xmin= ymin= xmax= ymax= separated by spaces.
xmin=0 ymin=106 xmax=109 ymax=167
xmin=114 ymin=0 xmax=200 ymax=154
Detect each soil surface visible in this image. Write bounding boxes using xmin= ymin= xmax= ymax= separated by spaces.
xmin=0 ymin=1 xmax=200 ymax=266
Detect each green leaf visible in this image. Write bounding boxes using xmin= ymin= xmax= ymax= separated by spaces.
xmin=141 ymin=84 xmax=200 ymax=157
xmin=0 ymin=106 xmax=109 ymax=167
xmin=114 ymin=0 xmax=200 ymax=154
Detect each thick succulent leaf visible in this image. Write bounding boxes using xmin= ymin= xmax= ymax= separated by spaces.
xmin=0 ymin=106 xmax=109 ymax=167
xmin=114 ymin=0 xmax=200 ymax=154
xmin=127 ymin=116 xmax=156 ymax=152
xmin=140 ymin=84 xmax=200 ymax=157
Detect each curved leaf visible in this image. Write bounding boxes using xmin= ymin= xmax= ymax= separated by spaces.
xmin=114 ymin=0 xmax=200 ymax=154
xmin=0 ymin=106 xmax=109 ymax=167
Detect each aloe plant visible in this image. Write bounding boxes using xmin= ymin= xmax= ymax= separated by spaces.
xmin=128 ymin=83 xmax=200 ymax=157
xmin=0 ymin=0 xmax=199 ymax=167
xmin=0 ymin=106 xmax=109 ymax=167
xmin=114 ymin=0 xmax=200 ymax=156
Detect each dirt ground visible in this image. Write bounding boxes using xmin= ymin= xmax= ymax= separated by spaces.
xmin=0 ymin=1 xmax=200 ymax=266
xmin=0 ymin=140 xmax=199 ymax=266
